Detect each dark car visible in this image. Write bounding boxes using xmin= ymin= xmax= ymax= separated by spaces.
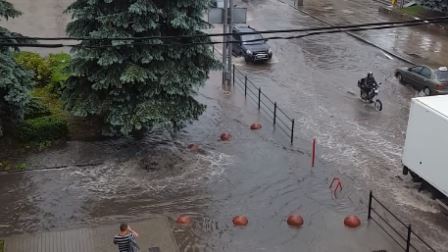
xmin=395 ymin=65 xmax=448 ymax=95
xmin=231 ymin=25 xmax=273 ymax=63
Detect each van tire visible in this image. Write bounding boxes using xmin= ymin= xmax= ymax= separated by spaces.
xmin=403 ymin=166 xmax=409 ymax=175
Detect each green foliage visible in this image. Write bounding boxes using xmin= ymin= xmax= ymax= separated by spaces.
xmin=14 ymin=52 xmax=71 ymax=93
xmin=47 ymin=53 xmax=71 ymax=95
xmin=63 ymin=0 xmax=219 ymax=136
xmin=31 ymin=86 xmax=66 ymax=117
xmin=0 ymin=0 xmax=20 ymax=20
xmin=0 ymin=239 xmax=4 ymax=252
xmin=17 ymin=115 xmax=68 ymax=142
xmin=0 ymin=1 xmax=34 ymax=137
xmin=14 ymin=52 xmax=51 ymax=87
xmin=15 ymin=162 xmax=27 ymax=170
xmin=24 ymin=97 xmax=51 ymax=119
xmin=396 ymin=5 xmax=426 ymax=16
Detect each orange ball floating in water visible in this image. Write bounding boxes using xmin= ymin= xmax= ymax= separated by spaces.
xmin=176 ymin=215 xmax=192 ymax=225
xmin=250 ymin=122 xmax=262 ymax=130
xmin=344 ymin=215 xmax=361 ymax=228
xmin=232 ymin=215 xmax=248 ymax=226
xmin=287 ymin=214 xmax=304 ymax=227
xmin=220 ymin=132 xmax=232 ymax=141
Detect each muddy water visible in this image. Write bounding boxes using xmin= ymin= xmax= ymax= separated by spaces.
xmin=0 ymin=70 xmax=400 ymax=251
xmin=236 ymin=0 xmax=448 ymax=250
xmin=0 ymin=0 xmax=447 ymax=251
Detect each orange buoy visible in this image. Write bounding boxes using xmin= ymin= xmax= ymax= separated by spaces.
xmin=344 ymin=215 xmax=361 ymax=228
xmin=287 ymin=214 xmax=304 ymax=227
xmin=220 ymin=132 xmax=232 ymax=141
xmin=176 ymin=215 xmax=192 ymax=225
xmin=232 ymin=215 xmax=248 ymax=226
xmin=187 ymin=144 xmax=200 ymax=152
xmin=250 ymin=122 xmax=262 ymax=130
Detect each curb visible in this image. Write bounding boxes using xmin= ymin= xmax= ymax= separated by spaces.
xmin=378 ymin=6 xmax=448 ymax=34
xmin=346 ymin=31 xmax=416 ymax=66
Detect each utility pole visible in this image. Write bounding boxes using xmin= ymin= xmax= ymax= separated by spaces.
xmin=210 ymin=0 xmax=243 ymax=91
xmin=221 ymin=0 xmax=229 ymax=91
xmin=221 ymin=0 xmax=233 ymax=92
xmin=227 ymin=0 xmax=233 ymax=90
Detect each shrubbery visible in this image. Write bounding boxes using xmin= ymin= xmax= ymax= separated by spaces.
xmin=47 ymin=53 xmax=71 ymax=95
xmin=24 ymin=97 xmax=51 ymax=119
xmin=14 ymin=52 xmax=51 ymax=87
xmin=12 ymin=52 xmax=71 ymax=145
xmin=14 ymin=52 xmax=71 ymax=94
xmin=17 ymin=115 xmax=68 ymax=142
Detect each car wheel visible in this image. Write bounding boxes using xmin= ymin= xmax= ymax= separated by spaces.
xmin=396 ymin=73 xmax=405 ymax=84
xmin=423 ymin=87 xmax=432 ymax=96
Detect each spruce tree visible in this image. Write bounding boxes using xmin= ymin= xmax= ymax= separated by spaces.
xmin=64 ymin=0 xmax=219 ymax=136
xmin=0 ymin=0 xmax=33 ymax=137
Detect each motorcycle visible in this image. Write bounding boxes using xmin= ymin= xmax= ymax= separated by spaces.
xmin=357 ymin=80 xmax=383 ymax=111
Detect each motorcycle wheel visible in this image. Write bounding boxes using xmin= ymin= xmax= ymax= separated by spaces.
xmin=374 ymin=99 xmax=383 ymax=111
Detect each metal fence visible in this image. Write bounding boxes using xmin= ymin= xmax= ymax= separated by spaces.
xmin=232 ymin=65 xmax=295 ymax=144
xmin=367 ymin=191 xmax=437 ymax=252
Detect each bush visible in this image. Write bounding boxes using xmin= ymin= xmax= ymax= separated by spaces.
xmin=24 ymin=97 xmax=51 ymax=119
xmin=14 ymin=52 xmax=51 ymax=87
xmin=17 ymin=115 xmax=68 ymax=142
xmin=47 ymin=53 xmax=71 ymax=95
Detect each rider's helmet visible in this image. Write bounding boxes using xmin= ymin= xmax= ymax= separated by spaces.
xmin=367 ymin=72 xmax=373 ymax=78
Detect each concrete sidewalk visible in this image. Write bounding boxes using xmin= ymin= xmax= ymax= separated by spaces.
xmin=0 ymin=216 xmax=178 ymax=252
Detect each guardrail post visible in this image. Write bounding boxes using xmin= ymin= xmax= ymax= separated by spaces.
xmin=368 ymin=191 xmax=373 ymax=220
xmin=258 ymin=88 xmax=261 ymax=110
xmin=244 ymin=76 xmax=247 ymax=98
xmin=406 ymin=224 xmax=412 ymax=252
xmin=290 ymin=119 xmax=295 ymax=145
xmin=273 ymin=102 xmax=277 ymax=125
xmin=232 ymin=64 xmax=235 ymax=87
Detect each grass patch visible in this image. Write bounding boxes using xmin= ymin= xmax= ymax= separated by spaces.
xmin=398 ymin=5 xmax=427 ymax=16
xmin=0 ymin=240 xmax=4 ymax=252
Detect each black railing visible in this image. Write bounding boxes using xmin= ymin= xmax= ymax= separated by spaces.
xmin=368 ymin=191 xmax=437 ymax=252
xmin=232 ymin=65 xmax=295 ymax=144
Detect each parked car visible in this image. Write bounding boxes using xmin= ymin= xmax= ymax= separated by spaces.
xmin=395 ymin=65 xmax=448 ymax=95
xmin=231 ymin=25 xmax=273 ymax=63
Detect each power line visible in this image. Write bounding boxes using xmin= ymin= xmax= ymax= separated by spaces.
xmin=0 ymin=18 xmax=446 ymax=48
xmin=1 ymin=16 xmax=447 ymax=42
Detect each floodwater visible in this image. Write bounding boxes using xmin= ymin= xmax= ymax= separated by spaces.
xmin=1 ymin=0 xmax=448 ymax=251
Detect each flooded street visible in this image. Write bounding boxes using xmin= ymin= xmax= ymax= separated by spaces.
xmin=1 ymin=0 xmax=448 ymax=251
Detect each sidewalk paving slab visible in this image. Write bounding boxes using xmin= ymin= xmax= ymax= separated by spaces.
xmin=0 ymin=216 xmax=178 ymax=252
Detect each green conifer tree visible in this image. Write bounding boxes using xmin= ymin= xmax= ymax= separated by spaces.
xmin=64 ymin=0 xmax=219 ymax=136
xmin=0 ymin=0 xmax=33 ymax=137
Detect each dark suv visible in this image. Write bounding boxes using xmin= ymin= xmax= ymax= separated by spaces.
xmin=231 ymin=25 xmax=273 ymax=63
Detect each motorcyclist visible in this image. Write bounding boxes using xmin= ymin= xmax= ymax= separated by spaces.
xmin=359 ymin=72 xmax=378 ymax=99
